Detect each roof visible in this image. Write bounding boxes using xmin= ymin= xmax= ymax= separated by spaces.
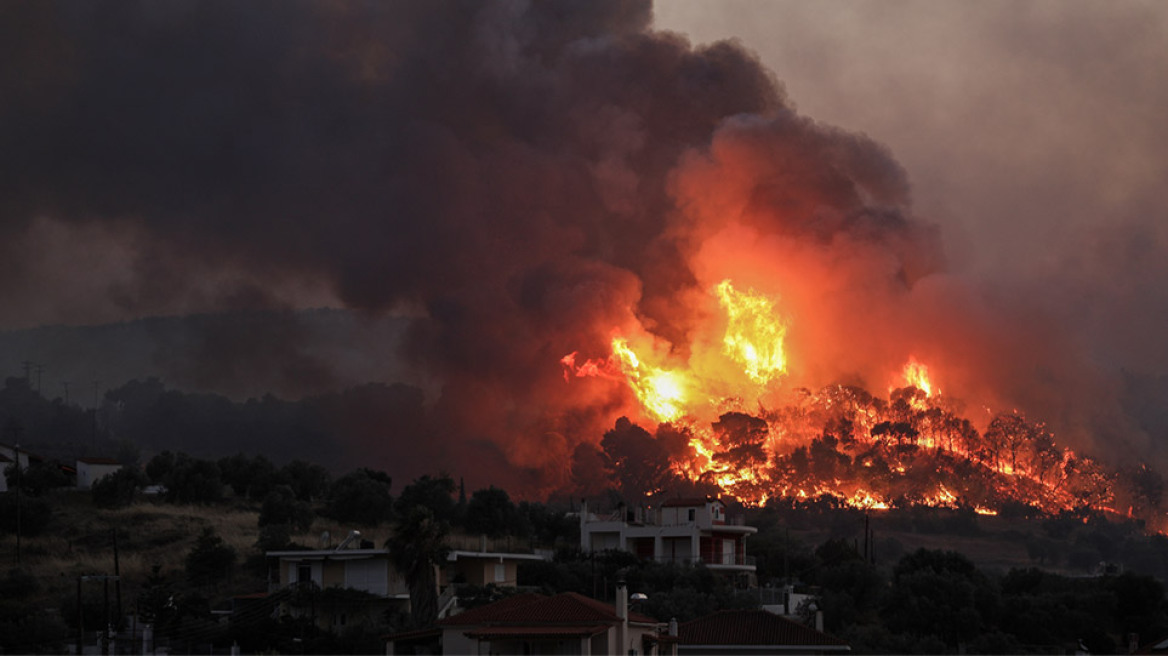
xmin=267 ymin=548 xmax=387 ymax=559
xmin=439 ymin=592 xmax=657 ymax=628
xmin=446 ymin=550 xmax=548 ymax=562
xmin=662 ymin=496 xmax=720 ymax=508
xmin=437 ymin=593 xmax=546 ymax=627
xmin=678 ymin=610 xmax=850 ymax=649
xmin=465 ymin=625 xmax=611 ymax=639
xmin=78 ymin=457 xmax=121 ymax=465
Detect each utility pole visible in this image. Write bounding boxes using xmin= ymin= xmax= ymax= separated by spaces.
xmin=113 ymin=529 xmax=122 ymax=626
xmin=14 ymin=443 xmax=21 ymax=566
xmin=76 ymin=577 xmax=83 ymax=656
xmin=34 ymin=364 xmax=44 ymax=394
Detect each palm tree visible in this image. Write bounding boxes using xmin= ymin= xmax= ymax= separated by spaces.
xmin=387 ymin=505 xmax=450 ymax=627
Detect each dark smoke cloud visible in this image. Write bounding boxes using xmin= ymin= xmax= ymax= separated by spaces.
xmin=6 ymin=0 xmax=1146 ymax=492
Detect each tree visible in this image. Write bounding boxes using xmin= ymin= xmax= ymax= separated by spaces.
xmin=218 ymin=453 xmax=278 ymax=500
xmin=92 ymin=466 xmax=149 ymax=509
xmin=601 ymin=417 xmax=676 ymax=500
xmin=324 ymin=469 xmax=393 ymax=525
xmin=4 ymin=460 xmax=70 ymax=496
xmin=259 ymin=485 xmax=313 ymax=532
xmin=395 ymin=473 xmax=456 ymax=520
xmin=145 ymin=451 xmax=177 ymax=485
xmin=161 ymin=454 xmax=223 ymax=505
xmin=185 ymin=527 xmax=236 ymax=585
xmin=464 ymin=486 xmax=525 ymax=538
xmin=387 ymin=507 xmax=450 ymax=628
xmin=280 ymin=459 xmax=331 ymax=502
xmin=711 ymin=412 xmax=770 ymax=472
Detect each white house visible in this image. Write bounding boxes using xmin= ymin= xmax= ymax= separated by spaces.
xmin=580 ymin=497 xmax=758 ymax=577
xmin=75 ymin=457 xmax=122 ymax=489
xmin=0 ymin=443 xmax=43 ymax=492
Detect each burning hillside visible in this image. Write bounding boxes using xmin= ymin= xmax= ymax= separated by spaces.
xmin=564 ymin=280 xmax=1165 ymax=531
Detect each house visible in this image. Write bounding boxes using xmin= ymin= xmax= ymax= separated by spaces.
xmin=0 ymin=443 xmax=45 ymax=492
xmin=76 ymin=457 xmax=122 ymax=488
xmin=268 ymin=537 xmax=550 ymax=631
xmin=443 ymin=548 xmax=547 ymax=588
xmin=388 ymin=582 xmax=672 ymax=656
xmin=268 ymin=539 xmax=412 ymax=632
xmin=0 ymin=443 xmax=35 ymax=470
xmin=676 ymin=609 xmax=850 ymax=655
xmin=580 ymin=497 xmax=758 ymax=579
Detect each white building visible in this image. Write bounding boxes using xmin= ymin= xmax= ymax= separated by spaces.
xmin=579 ymin=497 xmax=758 ymax=576
xmin=75 ymin=457 xmax=122 ymax=489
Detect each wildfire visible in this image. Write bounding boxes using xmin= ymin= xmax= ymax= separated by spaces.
xmin=714 ymin=280 xmax=787 ymax=385
xmin=563 ymin=276 xmax=1134 ymax=526
xmin=610 ymin=337 xmax=692 ymax=423
xmin=902 ymin=356 xmax=935 ymax=397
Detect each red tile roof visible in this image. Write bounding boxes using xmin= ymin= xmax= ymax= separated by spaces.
xmin=678 ymin=610 xmax=850 ymax=648
xmin=437 ymin=593 xmax=545 ymax=626
xmin=465 ymin=625 xmax=610 ymax=639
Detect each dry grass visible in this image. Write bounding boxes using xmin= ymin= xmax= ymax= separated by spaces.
xmin=1 ymin=490 xmax=266 ymax=607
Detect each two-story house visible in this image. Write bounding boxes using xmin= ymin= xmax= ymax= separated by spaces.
xmin=267 ymin=537 xmax=549 ymax=630
xmin=267 ymin=540 xmax=411 ymax=631
xmin=579 ymin=497 xmax=757 ymax=579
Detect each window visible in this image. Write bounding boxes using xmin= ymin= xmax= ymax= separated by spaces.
xmin=297 ymin=565 xmax=311 ymax=583
xmin=687 ymin=509 xmax=696 ymax=522
xmin=494 ymin=563 xmax=506 ymax=583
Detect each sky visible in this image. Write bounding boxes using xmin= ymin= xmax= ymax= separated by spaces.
xmin=2 ymin=1 xmax=1167 ymax=485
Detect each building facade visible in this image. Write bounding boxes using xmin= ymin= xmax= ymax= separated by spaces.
xmin=579 ymin=497 xmax=758 ymax=577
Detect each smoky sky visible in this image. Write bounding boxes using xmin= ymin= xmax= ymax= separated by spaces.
xmin=2 ymin=0 xmax=1165 ymax=491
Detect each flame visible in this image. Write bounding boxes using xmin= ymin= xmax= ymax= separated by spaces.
xmin=609 ymin=337 xmax=693 ymax=423
xmin=902 ymin=356 xmax=935 ymax=397
xmin=714 ymin=280 xmax=787 ymax=385
xmin=562 ymin=277 xmax=1132 ymax=528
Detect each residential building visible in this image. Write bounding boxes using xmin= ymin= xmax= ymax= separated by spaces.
xmin=0 ymin=443 xmax=45 ymax=492
xmin=268 ymin=540 xmax=411 ymax=632
xmin=443 ymin=549 xmax=546 ymax=588
xmin=76 ymin=457 xmax=122 ymax=488
xmin=579 ymin=497 xmax=758 ymax=578
xmin=676 ymin=609 xmax=851 ymax=655
xmin=268 ymin=538 xmax=549 ymax=631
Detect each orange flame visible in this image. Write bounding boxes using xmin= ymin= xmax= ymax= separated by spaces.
xmin=714 ymin=279 xmax=787 ymax=386
xmin=902 ymin=356 xmax=935 ymax=397
xmin=562 ymin=277 xmax=1127 ymax=525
